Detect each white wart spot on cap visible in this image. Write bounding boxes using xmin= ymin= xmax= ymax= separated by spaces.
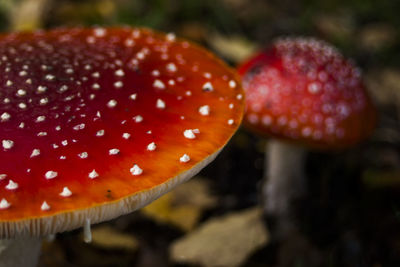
xmin=199 ymin=105 xmax=210 ymax=116
xmin=41 ymin=201 xmax=50 ymax=211
xmin=2 ymin=140 xmax=14 ymax=150
xmin=1 ymin=112 xmax=10 ymax=122
xmin=96 ymin=129 xmax=105 ymax=137
xmin=156 ymin=99 xmax=166 ymax=109
xmin=5 ymin=180 xmax=18 ymax=190
xmin=184 ymin=129 xmax=197 ymax=139
xmin=78 ymin=152 xmax=88 ymax=159
xmin=180 ymin=154 xmax=190 ymax=163
xmin=130 ymin=164 xmax=143 ymax=175
xmin=0 ymin=199 xmax=10 ymax=209
xmin=109 ymin=148 xmax=120 ymax=155
xmin=147 ymin=142 xmax=156 ymax=151
xmin=107 ymin=99 xmax=117 ymax=108
xmin=60 ymin=187 xmax=72 ymax=197
xmin=88 ymin=169 xmax=99 ymax=179
xmin=202 ymin=82 xmax=213 ymax=92
xmin=133 ymin=115 xmax=143 ymax=123
xmin=153 ymin=79 xmax=165 ymax=89
xmin=45 ymin=171 xmax=58 ymax=180
xmin=30 ymin=149 xmax=40 ymax=157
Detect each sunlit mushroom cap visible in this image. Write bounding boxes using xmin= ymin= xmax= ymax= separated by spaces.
xmin=239 ymin=37 xmax=376 ymax=149
xmin=0 ymin=27 xmax=244 ymax=238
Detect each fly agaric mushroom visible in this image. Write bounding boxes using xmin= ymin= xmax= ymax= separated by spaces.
xmin=238 ymin=37 xmax=376 ymax=237
xmin=0 ymin=27 xmax=244 ymax=266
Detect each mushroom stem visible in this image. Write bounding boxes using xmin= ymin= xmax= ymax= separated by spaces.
xmin=83 ymin=218 xmax=92 ymax=243
xmin=0 ymin=238 xmax=41 ymax=267
xmin=262 ymin=140 xmax=306 ymax=239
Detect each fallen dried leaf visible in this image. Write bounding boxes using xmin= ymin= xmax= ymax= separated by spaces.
xmin=170 ymin=207 xmax=268 ymax=267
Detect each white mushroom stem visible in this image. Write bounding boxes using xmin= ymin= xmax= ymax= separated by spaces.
xmin=83 ymin=218 xmax=92 ymax=243
xmin=0 ymin=238 xmax=41 ymax=267
xmin=262 ymin=140 xmax=306 ymax=239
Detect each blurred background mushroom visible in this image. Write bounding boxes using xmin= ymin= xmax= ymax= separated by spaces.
xmin=0 ymin=0 xmax=399 ymax=266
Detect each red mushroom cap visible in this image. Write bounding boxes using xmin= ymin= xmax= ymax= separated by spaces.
xmin=238 ymin=37 xmax=376 ymax=149
xmin=0 ymin=27 xmax=244 ymax=237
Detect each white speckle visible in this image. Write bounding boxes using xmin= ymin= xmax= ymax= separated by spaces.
xmin=156 ymin=99 xmax=166 ymax=109
xmin=92 ymin=72 xmax=100 ymax=78
xmin=202 ymin=82 xmax=213 ymax=92
xmin=41 ymin=201 xmax=50 ymax=211
xmin=37 ymin=132 xmax=47 ymax=136
xmin=114 ymin=81 xmax=123 ymax=88
xmin=308 ymin=82 xmax=321 ymax=94
xmin=3 ymin=98 xmax=10 ymax=103
xmin=78 ymin=152 xmax=88 ymax=159
xmin=59 ymin=85 xmax=68 ymax=93
xmin=124 ymin=38 xmax=135 ymax=47
xmin=262 ymin=115 xmax=272 ymax=126
xmin=19 ymin=70 xmax=28 ymax=76
xmin=88 ymin=169 xmax=99 ymax=179
xmin=1 ymin=112 xmax=10 ymax=121
xmin=45 ymin=171 xmax=58 ymax=180
xmin=180 ymin=154 xmax=190 ymax=163
xmin=107 ymin=99 xmax=117 ymax=108
xmin=5 ymin=180 xmax=18 ymax=190
xmin=55 ymin=125 xmax=61 ymax=131
xmin=152 ymin=70 xmax=160 ymax=76
xmin=109 ymin=148 xmax=120 ymax=155
xmin=229 ymin=103 xmax=234 ymax=109
xmin=94 ymin=28 xmax=106 ymax=37
xmin=199 ymin=105 xmax=210 ymax=116
xmin=73 ymin=123 xmax=85 ymax=131
xmin=228 ymin=119 xmax=234 ymax=125
xmin=229 ymin=80 xmax=236 ymax=88
xmin=168 ymin=79 xmax=175 ymax=86
xmin=236 ymin=94 xmax=243 ymax=100
xmin=6 ymin=80 xmax=12 ymax=87
xmin=61 ymin=140 xmax=68 ymax=146
xmin=45 ymin=74 xmax=55 ymax=81
xmin=40 ymin=98 xmax=48 ymax=105
xmin=92 ymin=83 xmax=100 ymax=90
xmin=59 ymin=155 xmax=66 ymax=160
xmin=2 ymin=140 xmax=14 ymax=150
xmin=302 ymin=127 xmax=312 ymax=137
xmin=36 ymin=115 xmax=46 ymax=123
xmin=204 ymin=72 xmax=212 ymax=79
xmin=166 ymin=63 xmax=177 ymax=72
xmin=184 ymin=129 xmax=196 ymax=139
xmin=53 ymin=144 xmax=59 ymax=149
xmin=166 ymin=33 xmax=176 ymax=42
xmin=30 ymin=149 xmax=40 ymax=157
xmin=147 ymin=142 xmax=156 ymax=151
xmin=19 ymin=122 xmax=25 ymax=128
xmin=25 ymin=78 xmax=32 ymax=84
xmin=115 ymin=69 xmax=125 ymax=77
xmin=60 ymin=187 xmax=72 ymax=197
xmin=130 ymin=164 xmax=143 ymax=175
xmin=122 ymin=133 xmax=131 ymax=139
xmin=17 ymin=89 xmax=27 ymax=96
xmin=0 ymin=174 xmax=7 ymax=180
xmin=0 ymin=199 xmax=10 ymax=209
xmin=153 ymin=79 xmax=165 ymax=89
xmin=129 ymin=94 xmax=137 ymax=100
xmin=96 ymin=130 xmax=105 ymax=137
xmin=37 ymin=85 xmax=47 ymax=93
xmin=133 ymin=115 xmax=143 ymax=123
